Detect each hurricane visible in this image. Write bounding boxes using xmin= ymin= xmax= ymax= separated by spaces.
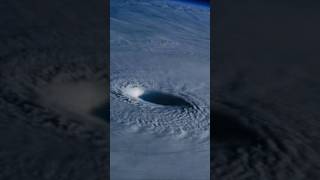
xmin=110 ymin=0 xmax=210 ymax=179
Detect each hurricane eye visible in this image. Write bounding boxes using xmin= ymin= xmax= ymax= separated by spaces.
xmin=41 ymin=81 xmax=106 ymax=124
xmin=139 ymin=90 xmax=192 ymax=107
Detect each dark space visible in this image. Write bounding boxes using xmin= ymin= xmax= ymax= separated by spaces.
xmin=212 ymin=0 xmax=320 ymax=179
xmin=180 ymin=0 xmax=210 ymax=6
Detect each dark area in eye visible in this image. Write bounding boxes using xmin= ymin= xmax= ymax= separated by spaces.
xmin=212 ymin=107 xmax=264 ymax=148
xmin=139 ymin=90 xmax=192 ymax=107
